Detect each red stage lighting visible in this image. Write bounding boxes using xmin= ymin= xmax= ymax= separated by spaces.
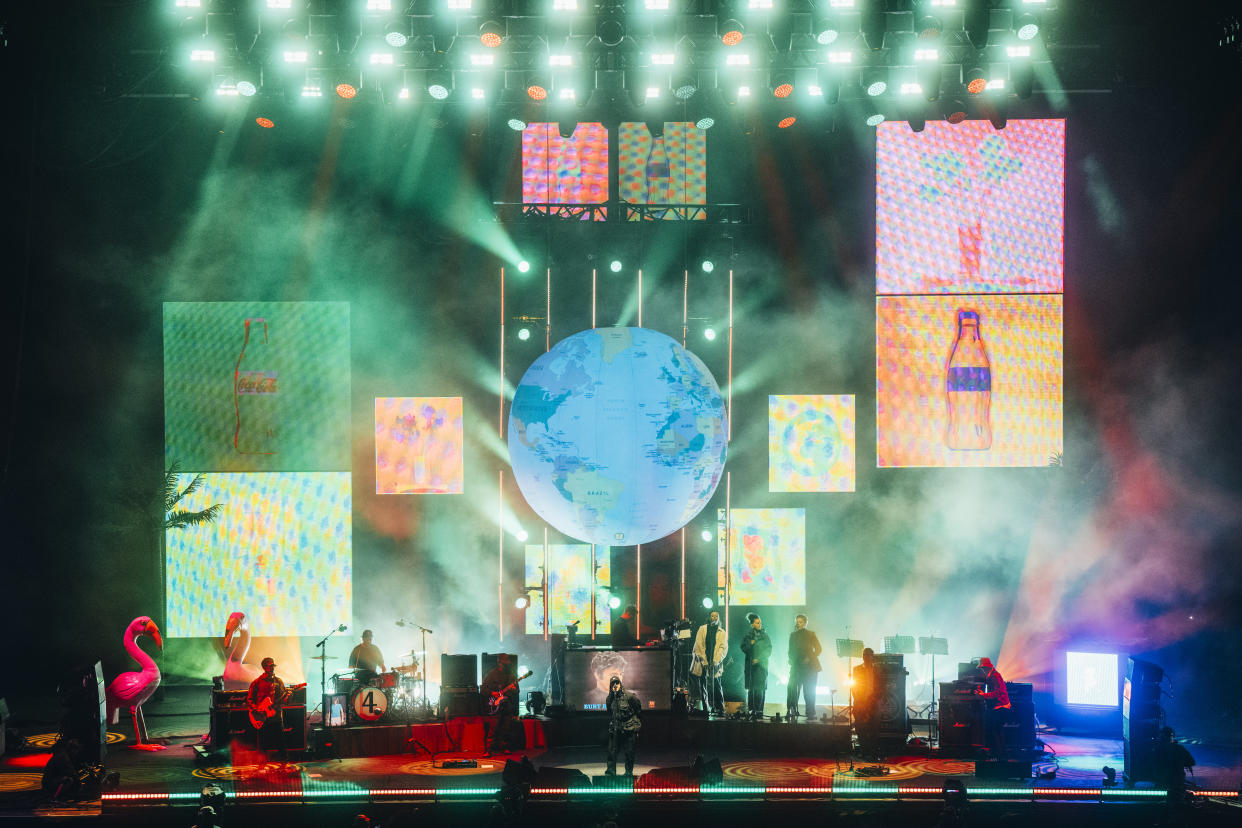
xmin=336 ymin=83 xmax=357 ymax=99
xmin=778 ymin=116 xmax=796 ymax=129
xmin=256 ymin=117 xmax=275 ymax=128
xmin=527 ymin=84 xmax=548 ymax=101
xmin=773 ymin=83 xmax=793 ymax=98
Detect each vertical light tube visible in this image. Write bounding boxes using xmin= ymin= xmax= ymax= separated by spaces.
xmin=590 ymin=543 xmax=597 ymax=641
xmin=728 ymin=269 xmax=734 ymax=441
xmin=682 ymin=269 xmax=688 ymax=346
xmin=543 ymin=527 xmax=550 ymax=642
xmin=724 ymin=471 xmax=731 ymax=635
xmin=499 ymin=266 xmax=506 ymax=642
xmin=638 ymin=268 xmax=643 ymax=327
xmin=592 ymin=268 xmax=597 ymax=329
xmin=546 ymin=267 xmax=552 ymax=351
xmin=636 ymin=544 xmax=642 ymax=637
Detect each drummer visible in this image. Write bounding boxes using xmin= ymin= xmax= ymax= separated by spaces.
xmin=348 ymin=629 xmax=386 ymax=683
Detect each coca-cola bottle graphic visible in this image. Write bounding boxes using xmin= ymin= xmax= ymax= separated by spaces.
xmin=234 ymin=317 xmax=277 ymax=455
xmin=944 ymin=309 xmax=993 ymax=451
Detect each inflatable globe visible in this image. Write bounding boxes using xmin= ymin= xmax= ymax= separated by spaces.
xmin=507 ymin=327 xmax=728 ymax=546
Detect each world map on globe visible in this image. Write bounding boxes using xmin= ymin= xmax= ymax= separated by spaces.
xmin=507 ymin=327 xmax=728 ymax=546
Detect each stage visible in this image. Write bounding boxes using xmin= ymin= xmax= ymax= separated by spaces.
xmin=2 ymin=688 xmax=1239 ymax=825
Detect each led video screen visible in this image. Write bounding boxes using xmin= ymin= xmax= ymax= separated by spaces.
xmin=165 ymin=472 xmax=352 ymax=638
xmin=769 ymin=394 xmax=856 ymax=492
xmin=563 ymin=648 xmax=671 ymax=711
xmin=876 ymin=294 xmax=1063 ymax=467
xmin=876 ymin=119 xmax=1065 ymax=295
xmin=618 ymin=122 xmax=707 ymax=216
xmin=164 ymin=302 xmax=350 ymax=472
xmin=521 ymin=122 xmax=609 ymax=211
xmin=1067 ymin=652 xmax=1119 ymax=707
xmin=524 ymin=544 xmax=611 ymax=636
xmin=375 ymin=397 xmax=464 ymax=494
xmin=718 ymin=508 xmax=806 ymax=606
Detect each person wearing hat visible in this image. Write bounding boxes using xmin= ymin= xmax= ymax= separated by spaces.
xmin=604 ymin=675 xmax=642 ymax=777
xmin=247 ymin=656 xmax=291 ymax=755
xmin=481 ymin=653 xmax=519 ymax=755
xmin=974 ymin=657 xmax=1010 ymax=758
xmin=739 ymin=612 xmax=772 ymax=720
xmin=348 ymin=629 xmax=386 ymax=684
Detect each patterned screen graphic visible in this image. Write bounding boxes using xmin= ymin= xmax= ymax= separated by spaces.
xmin=618 ymin=122 xmax=707 ymax=216
xmin=876 ymin=119 xmax=1064 ymax=294
xmin=166 ymin=472 xmax=352 ymax=638
xmin=769 ymin=395 xmax=856 ymax=492
xmin=375 ymin=397 xmax=464 ymax=494
xmin=876 ymin=294 xmax=1063 ymax=467
xmin=164 ymin=302 xmax=350 ymax=472
xmin=718 ymin=508 xmax=806 ymax=606
xmin=521 ymin=123 xmax=609 ymax=212
xmin=1066 ymin=652 xmax=1119 ymax=707
xmin=525 ymin=544 xmax=611 ymax=636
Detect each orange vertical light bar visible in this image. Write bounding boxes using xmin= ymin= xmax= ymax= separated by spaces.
xmin=546 ymin=267 xmax=552 ymax=351
xmin=724 ymin=471 xmax=731 ymax=635
xmin=682 ymin=269 xmax=688 ymax=346
xmin=638 ymin=269 xmax=643 ymax=327
xmin=499 ymin=266 xmax=506 ymax=643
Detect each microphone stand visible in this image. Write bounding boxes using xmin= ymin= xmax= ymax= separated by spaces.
xmin=398 ymin=620 xmax=435 ymax=722
xmin=315 ymin=625 xmax=346 ymax=727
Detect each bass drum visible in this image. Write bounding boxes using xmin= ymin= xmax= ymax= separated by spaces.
xmin=350 ymin=685 xmax=391 ymax=724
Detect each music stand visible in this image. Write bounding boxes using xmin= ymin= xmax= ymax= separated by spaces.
xmin=883 ymin=635 xmax=916 ymax=655
xmin=918 ymin=636 xmax=949 ymax=745
xmin=835 ymin=639 xmax=863 ymax=725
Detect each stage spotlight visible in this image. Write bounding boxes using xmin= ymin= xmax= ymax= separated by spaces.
xmin=704 ymin=328 xmax=717 ymax=340
xmin=479 ymin=19 xmax=504 ymax=48
xmin=525 ymin=691 xmax=547 ymax=716
xmin=771 ymin=71 xmax=793 ymax=98
xmin=610 ymin=259 xmax=623 ymax=273
xmin=428 ymin=71 xmax=451 ymax=100
xmin=701 ymin=260 xmax=714 ymax=273
xmin=918 ymin=15 xmax=942 ymax=39
xmin=701 ymin=597 xmax=714 ymax=609
xmin=336 ymin=82 xmax=357 ymax=99
xmin=527 ymin=82 xmax=548 ymax=101
xmin=1016 ymin=14 xmax=1039 ymax=41
xmin=720 ymin=19 xmax=744 ymax=45
xmin=508 ymin=117 xmax=528 ymax=131
xmin=944 ymin=99 xmax=967 ymax=123
xmin=965 ymin=66 xmax=987 ymax=95
xmin=608 ymin=595 xmax=622 ymax=609
xmin=673 ymin=74 xmax=698 ymax=99
xmin=700 ymin=529 xmax=713 ymax=541
xmin=1102 ymin=766 xmax=1117 ymax=787
xmin=777 ymin=116 xmax=796 ymax=129
xmin=865 ymin=112 xmax=885 ymax=127
xmin=694 ymin=116 xmax=715 ymax=130
xmin=598 ymin=16 xmax=626 ymax=47
xmin=236 ymin=80 xmax=257 ymax=97
xmin=514 ymin=595 xmax=530 ymax=610
xmin=385 ymin=21 xmax=408 ymax=48
xmin=864 ymin=68 xmax=887 ymax=97
xmin=814 ymin=17 xmax=839 ymax=45
xmin=517 ymin=260 xmax=531 ymax=273
xmin=515 ymin=529 xmax=529 ymax=542
xmin=517 ymin=327 xmax=531 ymax=341
xmin=255 ymin=116 xmax=275 ymax=128
xmin=942 ymin=778 xmax=968 ymax=806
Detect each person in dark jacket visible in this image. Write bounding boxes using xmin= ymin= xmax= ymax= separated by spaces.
xmin=786 ymin=613 xmax=822 ymax=719
xmin=604 ymin=675 xmax=642 ymax=776
xmin=740 ymin=612 xmax=772 ymax=719
xmin=612 ymin=606 xmax=639 ymax=648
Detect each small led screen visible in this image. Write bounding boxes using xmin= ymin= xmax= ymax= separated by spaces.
xmin=375 ymin=397 xmax=464 ymax=494
xmin=524 ymin=544 xmax=611 ymax=636
xmin=618 ymin=122 xmax=707 ymax=215
xmin=718 ymin=508 xmax=806 ymax=606
xmin=563 ymin=648 xmax=672 ymax=711
xmin=769 ymin=394 xmax=855 ymax=492
xmin=1067 ymin=652 xmax=1119 ymax=707
xmin=521 ymin=122 xmax=609 ymax=211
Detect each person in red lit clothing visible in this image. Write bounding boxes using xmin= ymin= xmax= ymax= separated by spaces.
xmin=247 ymin=657 xmax=291 ymax=756
xmin=974 ymin=657 xmax=1011 ymax=757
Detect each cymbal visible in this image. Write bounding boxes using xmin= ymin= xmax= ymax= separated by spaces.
xmin=310 ymin=655 xmax=337 ymax=661
xmin=393 ymin=664 xmax=418 ymax=675
xmin=398 ymin=651 xmax=424 ymax=659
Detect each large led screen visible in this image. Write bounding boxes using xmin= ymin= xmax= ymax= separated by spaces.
xmin=876 ymin=294 xmax=1063 ymax=467
xmin=1066 ymin=652 xmax=1119 ymax=707
xmin=524 ymin=544 xmax=611 ymax=636
xmin=563 ymin=648 xmax=671 ymax=711
xmin=769 ymin=394 xmax=856 ymax=492
xmin=375 ymin=397 xmax=464 ymax=494
xmin=618 ymin=122 xmax=707 ymax=215
xmin=164 ymin=302 xmax=350 ymax=472
xmin=718 ymin=508 xmax=806 ymax=606
xmin=521 ymin=122 xmax=609 ymax=210
xmin=876 ymin=119 xmax=1064 ymax=295
xmin=165 ymin=472 xmax=352 ymax=638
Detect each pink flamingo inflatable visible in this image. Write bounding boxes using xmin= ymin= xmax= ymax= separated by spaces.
xmin=222 ymin=611 xmax=262 ymax=690
xmin=105 ymin=616 xmax=165 ymax=751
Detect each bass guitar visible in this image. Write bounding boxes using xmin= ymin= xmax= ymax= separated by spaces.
xmin=487 ymin=670 xmax=533 ymax=714
xmin=248 ymin=682 xmax=306 ymax=730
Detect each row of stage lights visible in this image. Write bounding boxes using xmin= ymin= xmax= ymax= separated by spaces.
xmin=170 ymin=0 xmax=1054 ymax=131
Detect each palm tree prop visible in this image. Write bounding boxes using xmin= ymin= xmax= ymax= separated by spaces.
xmin=164 ymin=462 xmax=222 ymax=530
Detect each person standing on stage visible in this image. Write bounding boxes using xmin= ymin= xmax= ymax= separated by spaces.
xmin=691 ymin=610 xmax=727 ymax=717
xmin=247 ymin=657 xmax=290 ymax=756
xmin=974 ymin=656 xmax=1010 ymax=758
xmin=852 ymin=647 xmax=878 ymax=756
xmin=612 ymin=605 xmax=639 ymax=648
xmin=481 ymin=653 xmax=519 ymax=755
xmin=740 ymin=612 xmax=772 ymax=720
xmin=348 ymin=629 xmax=386 ymax=683
xmin=604 ymin=675 xmax=642 ymax=777
xmin=786 ymin=614 xmax=822 ymax=720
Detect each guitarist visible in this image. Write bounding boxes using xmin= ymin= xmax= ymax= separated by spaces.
xmin=691 ymin=611 xmax=727 ymax=717
xmin=247 ymin=657 xmax=291 ymax=756
xmin=481 ymin=653 xmax=519 ymax=755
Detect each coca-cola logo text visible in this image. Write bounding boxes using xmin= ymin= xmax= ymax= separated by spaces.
xmin=237 ymin=371 xmax=278 ymax=394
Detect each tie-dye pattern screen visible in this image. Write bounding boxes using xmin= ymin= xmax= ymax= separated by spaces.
xmin=524 ymin=544 xmax=611 ymax=636
xmin=768 ymin=395 xmax=856 ymax=492
xmin=718 ymin=508 xmax=806 ymax=606
xmin=165 ymin=472 xmax=352 ymax=638
xmin=617 ymin=122 xmax=707 ymax=216
xmin=375 ymin=397 xmax=464 ymax=494
xmin=521 ymin=122 xmax=609 ymax=212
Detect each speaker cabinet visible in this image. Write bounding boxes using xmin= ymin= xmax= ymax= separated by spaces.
xmin=440 ymin=688 xmax=482 ymax=718
xmin=441 ymin=654 xmax=479 ymax=689
xmin=939 ymin=698 xmax=983 ymax=755
xmin=873 ymin=655 xmax=908 ymax=736
xmin=58 ymin=662 xmax=106 ymax=764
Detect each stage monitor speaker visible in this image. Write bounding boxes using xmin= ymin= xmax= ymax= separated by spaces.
xmin=1123 ymin=716 xmax=1160 ymax=784
xmin=58 ymin=662 xmax=106 ymax=764
xmin=533 ymin=765 xmax=591 ymax=789
xmin=1127 ymin=658 xmax=1163 ymax=686
xmin=441 ymin=654 xmax=479 ymax=689
xmin=975 ymin=758 xmax=1032 ymax=779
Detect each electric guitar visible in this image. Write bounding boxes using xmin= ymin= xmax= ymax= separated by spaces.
xmin=248 ymin=683 xmax=306 ymax=730
xmin=487 ymin=670 xmax=533 ymax=714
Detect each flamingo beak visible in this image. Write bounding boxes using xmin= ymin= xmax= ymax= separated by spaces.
xmin=146 ymin=621 xmax=164 ymax=650
xmin=224 ymin=615 xmax=240 ymax=647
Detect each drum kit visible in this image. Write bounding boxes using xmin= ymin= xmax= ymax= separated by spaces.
xmin=321 ymin=650 xmax=428 ymax=724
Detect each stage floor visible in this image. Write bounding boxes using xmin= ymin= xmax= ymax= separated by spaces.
xmin=2 ymin=687 xmax=1240 ymax=821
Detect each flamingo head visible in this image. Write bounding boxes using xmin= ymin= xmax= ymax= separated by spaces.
xmin=224 ymin=612 xmax=248 ymax=648
xmin=130 ymin=616 xmax=163 ymax=650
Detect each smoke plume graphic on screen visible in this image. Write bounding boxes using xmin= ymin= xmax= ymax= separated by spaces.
xmin=163 ymin=302 xmax=350 ymax=472
xmin=374 ymin=397 xmax=463 ymax=494
xmin=876 ymin=294 xmax=1063 ymax=467
xmin=769 ymin=395 xmax=856 ymax=492
xmin=524 ymin=544 xmax=611 ymax=636
xmin=718 ymin=508 xmax=806 ymax=606
xmin=876 ymin=119 xmax=1064 ymax=295
xmin=165 ymin=472 xmax=352 ymax=638
xmin=521 ymin=123 xmax=608 ymax=212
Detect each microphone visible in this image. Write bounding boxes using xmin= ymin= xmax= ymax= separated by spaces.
xmin=338 ymin=624 xmax=348 ymax=632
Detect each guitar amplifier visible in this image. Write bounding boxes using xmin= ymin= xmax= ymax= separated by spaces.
xmin=440 ymin=687 xmax=482 ymax=718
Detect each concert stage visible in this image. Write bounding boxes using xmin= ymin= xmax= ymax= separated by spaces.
xmin=1 ymin=689 xmax=1239 ymax=826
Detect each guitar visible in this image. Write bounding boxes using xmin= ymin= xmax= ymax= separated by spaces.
xmin=487 ymin=670 xmax=533 ymax=714
xmin=248 ymin=682 xmax=306 ymax=730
